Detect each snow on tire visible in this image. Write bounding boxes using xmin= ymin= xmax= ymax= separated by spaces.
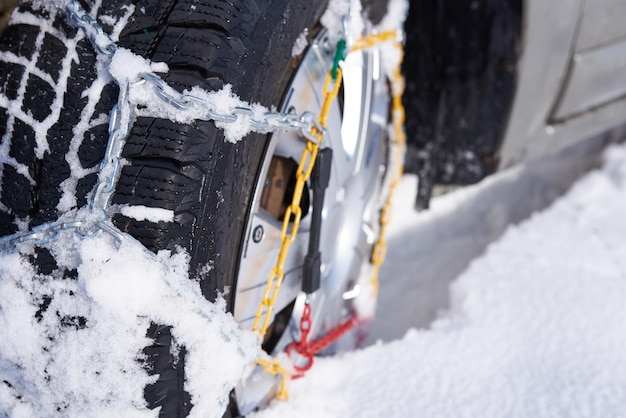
xmin=0 ymin=0 xmax=327 ymax=416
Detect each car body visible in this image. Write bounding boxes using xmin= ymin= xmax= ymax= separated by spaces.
xmin=402 ymin=0 xmax=626 ymax=207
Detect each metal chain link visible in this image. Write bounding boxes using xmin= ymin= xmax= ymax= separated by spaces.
xmin=0 ymin=1 xmax=408 ymax=406
xmin=256 ymin=32 xmax=408 ymax=398
xmin=137 ymin=72 xmax=321 ymax=138
xmin=0 ymin=0 xmax=320 ymax=253
xmin=351 ymin=30 xmax=399 ymax=51
xmin=251 ymin=66 xmax=343 ymax=338
xmin=0 ymin=1 xmax=128 ymax=252
xmin=65 ymin=0 xmax=118 ymax=56
xmin=251 ymin=64 xmax=343 ymax=402
xmin=251 ymin=28 xmax=407 ymax=399
xmin=90 ymin=79 xmax=133 ymax=216
xmin=286 ymin=300 xmax=360 ymax=378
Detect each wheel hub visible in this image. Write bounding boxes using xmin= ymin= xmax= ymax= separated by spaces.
xmin=233 ymin=29 xmax=389 ymax=414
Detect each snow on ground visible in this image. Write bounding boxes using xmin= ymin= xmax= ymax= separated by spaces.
xmin=370 ymin=133 xmax=612 ymax=341
xmin=253 ymin=140 xmax=626 ymax=417
xmin=2 ymin=132 xmax=621 ymax=417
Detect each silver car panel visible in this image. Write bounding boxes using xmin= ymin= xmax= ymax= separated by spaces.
xmin=498 ymin=0 xmax=626 ymax=168
xmin=553 ymin=38 xmax=626 ymax=120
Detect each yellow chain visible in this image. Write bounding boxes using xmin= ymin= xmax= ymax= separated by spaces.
xmin=351 ymin=30 xmax=398 ymax=51
xmin=252 ymin=68 xmax=343 ymax=337
xmin=255 ymin=358 xmax=293 ymax=400
xmin=252 ymin=67 xmax=343 ymax=395
xmin=251 ymin=30 xmax=406 ymax=401
xmin=370 ymin=40 xmax=406 ymax=293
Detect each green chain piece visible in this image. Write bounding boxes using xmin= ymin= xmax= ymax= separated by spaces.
xmin=332 ymin=39 xmax=347 ymax=80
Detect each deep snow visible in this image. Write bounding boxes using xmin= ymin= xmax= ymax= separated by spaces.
xmin=3 ymin=133 xmax=624 ymax=417
xmin=369 ymin=133 xmax=614 ymax=342
xmin=252 ymin=140 xmax=626 ymax=417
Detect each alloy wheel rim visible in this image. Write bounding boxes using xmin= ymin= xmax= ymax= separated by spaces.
xmin=233 ymin=29 xmax=389 ymax=413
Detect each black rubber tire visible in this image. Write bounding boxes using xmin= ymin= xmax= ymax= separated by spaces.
xmin=0 ymin=0 xmax=326 ymax=416
xmin=402 ymin=0 xmax=521 ymax=208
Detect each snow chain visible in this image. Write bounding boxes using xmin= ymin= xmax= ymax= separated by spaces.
xmin=253 ymin=31 xmax=406 ymax=401
xmin=0 ymin=0 xmax=406 ymax=405
xmin=370 ymin=41 xmax=407 ymax=293
xmin=252 ymin=54 xmax=343 ymax=401
xmin=251 ymin=68 xmax=343 ymax=337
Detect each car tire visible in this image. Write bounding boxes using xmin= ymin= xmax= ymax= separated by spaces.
xmin=1 ymin=0 xmax=326 ymax=416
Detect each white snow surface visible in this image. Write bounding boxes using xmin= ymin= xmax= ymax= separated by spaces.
xmin=321 ymin=0 xmax=357 ymax=44
xmin=3 ymin=139 xmax=623 ymax=417
xmin=0 ymin=226 xmax=259 ymax=417
xmin=252 ymin=144 xmax=626 ymax=417
xmin=376 ymin=0 xmax=408 ymax=81
xmin=291 ymin=29 xmax=309 ymax=57
xmin=119 ymin=205 xmax=175 ymax=223
xmin=27 ymin=0 xmax=70 ymax=11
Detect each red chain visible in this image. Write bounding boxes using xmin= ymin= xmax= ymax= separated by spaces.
xmin=286 ymin=301 xmax=360 ymax=378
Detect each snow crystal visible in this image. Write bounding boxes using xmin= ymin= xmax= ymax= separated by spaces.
xmin=119 ymin=205 xmax=175 ymax=223
xmin=26 ymin=0 xmax=70 ymax=12
xmin=321 ymin=0 xmax=407 ymax=87
xmin=108 ymin=47 xmax=168 ymax=80
xmin=291 ymin=29 xmax=309 ymax=57
xmin=376 ymin=0 xmax=409 ymax=33
xmin=322 ymin=0 xmax=365 ymax=45
xmin=0 ymin=213 xmax=260 ymax=417
xmin=373 ymin=0 xmax=408 ymax=82
xmin=99 ymin=14 xmax=118 ymax=26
